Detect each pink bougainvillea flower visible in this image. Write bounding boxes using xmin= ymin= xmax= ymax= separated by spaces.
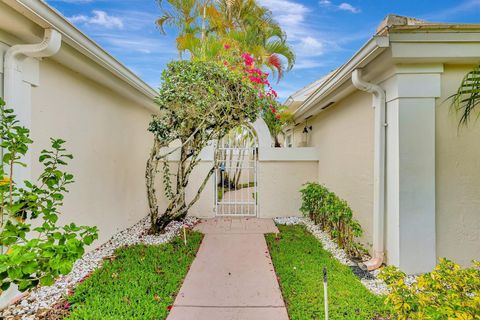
xmin=249 ymin=76 xmax=263 ymax=84
xmin=270 ymin=106 xmax=277 ymax=113
xmin=275 ymin=114 xmax=281 ymax=120
xmin=242 ymin=53 xmax=254 ymax=67
xmin=224 ymin=43 xmax=231 ymax=50
xmin=270 ymin=89 xmax=278 ymax=98
xmin=63 ymin=302 xmax=71 ymax=310
xmin=247 ymin=68 xmax=262 ymax=76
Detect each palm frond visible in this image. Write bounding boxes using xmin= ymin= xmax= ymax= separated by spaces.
xmin=265 ymin=40 xmax=295 ymax=71
xmin=156 ymin=15 xmax=174 ymax=34
xmin=267 ymin=54 xmax=283 ymax=80
xmin=450 ymin=65 xmax=480 ymax=126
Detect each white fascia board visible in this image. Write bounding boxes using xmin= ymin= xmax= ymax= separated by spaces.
xmin=389 ymin=32 xmax=480 ymax=63
xmin=3 ymin=0 xmax=158 ymax=104
xmin=293 ymin=36 xmax=389 ymax=121
xmin=293 ymin=29 xmax=480 ymax=122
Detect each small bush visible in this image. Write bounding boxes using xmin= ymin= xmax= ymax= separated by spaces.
xmin=0 ymin=98 xmax=97 ymax=292
xmin=300 ymin=182 xmax=364 ymax=257
xmin=379 ymin=258 xmax=480 ymax=320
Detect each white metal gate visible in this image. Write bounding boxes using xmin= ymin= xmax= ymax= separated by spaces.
xmin=215 ymin=125 xmax=258 ymax=216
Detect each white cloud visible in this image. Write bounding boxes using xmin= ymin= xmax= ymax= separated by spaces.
xmin=297 ymin=36 xmax=323 ymax=56
xmin=319 ymin=0 xmax=360 ymax=13
xmin=69 ymin=10 xmax=124 ymax=29
xmin=258 ymin=0 xmax=333 ymax=74
xmin=98 ymin=35 xmax=177 ymax=55
xmin=258 ymin=0 xmax=310 ymax=38
xmin=338 ymin=3 xmax=360 ymax=13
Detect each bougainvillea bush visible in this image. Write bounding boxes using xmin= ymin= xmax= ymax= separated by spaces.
xmin=0 ymin=98 xmax=98 ymax=292
xmin=146 ymin=57 xmax=278 ymax=232
xmin=379 ymin=258 xmax=480 ymax=320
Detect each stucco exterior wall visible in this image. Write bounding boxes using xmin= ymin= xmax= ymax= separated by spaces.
xmin=258 ymin=161 xmax=318 ymax=218
xmin=156 ymin=158 xmax=317 ymax=219
xmin=155 ymin=160 xmax=216 ymax=219
xmin=30 ymin=58 xmax=153 ymax=245
xmin=435 ymin=64 xmax=480 ymax=266
xmin=300 ymin=90 xmax=375 ymax=247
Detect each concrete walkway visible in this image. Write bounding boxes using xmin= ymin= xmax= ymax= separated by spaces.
xmin=167 ymin=218 xmax=289 ymax=320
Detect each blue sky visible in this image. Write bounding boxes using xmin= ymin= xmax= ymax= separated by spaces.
xmin=47 ymin=0 xmax=480 ymax=100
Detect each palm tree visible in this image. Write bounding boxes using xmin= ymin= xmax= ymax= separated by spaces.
xmin=156 ymin=0 xmax=295 ymax=79
xmin=451 ymin=64 xmax=480 ymax=126
xmin=215 ymin=0 xmax=295 ymax=79
xmin=156 ymin=0 xmax=202 ymax=59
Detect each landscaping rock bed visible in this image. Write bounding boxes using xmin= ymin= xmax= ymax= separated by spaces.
xmin=274 ymin=216 xmax=389 ymax=295
xmin=1 ymin=216 xmax=199 ymax=320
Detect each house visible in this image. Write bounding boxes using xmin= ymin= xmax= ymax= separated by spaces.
xmin=1 ymin=0 xmax=478 ymax=297
xmin=285 ymin=15 xmax=480 ymax=274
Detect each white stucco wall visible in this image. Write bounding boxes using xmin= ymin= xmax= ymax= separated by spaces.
xmin=155 ymin=147 xmax=318 ymax=219
xmin=435 ymin=64 xmax=480 ymax=266
xmin=258 ymin=161 xmax=318 ymax=218
xmin=295 ymin=90 xmax=375 ymax=248
xmin=30 ymin=58 xmax=152 ymax=245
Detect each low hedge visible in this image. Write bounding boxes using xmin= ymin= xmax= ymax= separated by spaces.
xmin=300 ymin=182 xmax=364 ymax=257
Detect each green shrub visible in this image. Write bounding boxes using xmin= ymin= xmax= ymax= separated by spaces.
xmin=379 ymin=258 xmax=480 ymax=320
xmin=299 ymin=182 xmax=364 ymax=257
xmin=0 ymin=98 xmax=98 ymax=292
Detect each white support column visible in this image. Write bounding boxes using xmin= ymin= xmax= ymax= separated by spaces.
xmin=384 ymin=64 xmax=441 ymax=274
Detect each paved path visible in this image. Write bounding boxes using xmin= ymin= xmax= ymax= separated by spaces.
xmin=167 ymin=218 xmax=289 ymax=320
xmin=218 ymin=187 xmax=256 ymax=215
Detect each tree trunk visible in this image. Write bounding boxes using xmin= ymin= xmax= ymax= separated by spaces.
xmin=146 ymin=137 xmax=161 ymax=232
xmin=274 ymin=135 xmax=281 ymax=147
xmin=148 ymin=129 xmax=219 ymax=233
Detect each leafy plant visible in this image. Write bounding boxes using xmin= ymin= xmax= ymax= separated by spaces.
xmin=450 ymin=64 xmax=480 ymax=126
xmin=379 ymin=258 xmax=480 ymax=320
xmin=146 ymin=60 xmax=268 ymax=232
xmin=262 ymin=104 xmax=294 ymax=147
xmin=300 ymin=182 xmax=364 ymax=257
xmin=0 ymin=98 xmax=98 ymax=292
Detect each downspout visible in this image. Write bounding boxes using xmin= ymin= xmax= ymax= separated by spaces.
xmin=0 ymin=28 xmax=61 ymax=308
xmin=2 ymin=28 xmax=61 ymax=158
xmin=4 ymin=28 xmax=62 ymax=102
xmin=351 ymin=69 xmax=386 ymax=271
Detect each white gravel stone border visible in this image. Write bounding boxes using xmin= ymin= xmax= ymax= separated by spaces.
xmin=1 ymin=216 xmax=199 ymax=320
xmin=274 ymin=216 xmax=388 ymax=295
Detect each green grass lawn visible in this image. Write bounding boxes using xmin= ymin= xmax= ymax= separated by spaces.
xmin=66 ymin=231 xmax=203 ymax=320
xmin=265 ymin=225 xmax=390 ymax=320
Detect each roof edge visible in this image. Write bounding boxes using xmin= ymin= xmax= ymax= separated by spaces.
xmin=293 ymin=36 xmax=389 ymax=121
xmin=4 ymin=0 xmax=158 ymax=104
